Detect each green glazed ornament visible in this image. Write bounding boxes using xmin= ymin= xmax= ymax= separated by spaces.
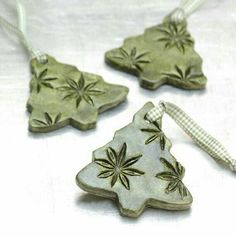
xmin=105 ymin=16 xmax=207 ymax=90
xmin=76 ymin=102 xmax=192 ymax=218
xmin=0 ymin=2 xmax=129 ymax=133
xmin=28 ymin=55 xmax=128 ymax=132
xmin=76 ymin=101 xmax=236 ymax=218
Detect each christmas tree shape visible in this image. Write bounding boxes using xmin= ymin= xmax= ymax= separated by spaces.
xmin=27 ymin=55 xmax=129 ymax=133
xmin=105 ymin=17 xmax=207 ymax=90
xmin=76 ymin=102 xmax=192 ymax=218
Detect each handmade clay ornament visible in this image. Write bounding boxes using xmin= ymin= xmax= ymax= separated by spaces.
xmin=105 ymin=16 xmax=207 ymax=90
xmin=76 ymin=102 xmax=192 ymax=217
xmin=28 ymin=55 xmax=129 ymax=132
xmin=0 ymin=1 xmax=129 ymax=133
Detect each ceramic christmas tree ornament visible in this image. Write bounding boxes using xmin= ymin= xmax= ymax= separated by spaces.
xmin=28 ymin=55 xmax=128 ymax=132
xmin=77 ymin=102 xmax=192 ymax=217
xmin=0 ymin=1 xmax=128 ymax=133
xmin=76 ymin=101 xmax=236 ymax=218
xmin=105 ymin=0 xmax=207 ymax=90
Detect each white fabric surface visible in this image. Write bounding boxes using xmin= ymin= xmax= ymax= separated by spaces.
xmin=0 ymin=0 xmax=236 ymax=235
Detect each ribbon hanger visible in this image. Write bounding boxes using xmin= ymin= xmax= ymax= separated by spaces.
xmin=0 ymin=0 xmax=47 ymax=63
xmin=171 ymin=0 xmax=206 ymax=22
xmin=145 ymin=101 xmax=236 ymax=172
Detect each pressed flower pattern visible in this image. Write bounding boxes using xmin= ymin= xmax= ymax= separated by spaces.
xmin=95 ymin=143 xmax=145 ymax=190
xmin=162 ymin=65 xmax=203 ymax=82
xmin=156 ymin=158 xmax=188 ymax=199
xmin=157 ymin=22 xmax=194 ymax=53
xmin=141 ymin=121 xmax=166 ymax=150
xmin=59 ymin=73 xmax=105 ymax=108
xmin=32 ymin=68 xmax=57 ymax=93
xmin=33 ymin=112 xmax=62 ymax=127
xmin=112 ymin=47 xmax=150 ymax=71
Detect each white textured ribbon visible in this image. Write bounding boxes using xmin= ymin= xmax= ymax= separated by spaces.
xmin=146 ymin=101 xmax=236 ymax=172
xmin=171 ymin=0 xmax=206 ymax=22
xmin=0 ymin=0 xmax=47 ymax=63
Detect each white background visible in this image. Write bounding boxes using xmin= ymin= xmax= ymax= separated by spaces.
xmin=0 ymin=0 xmax=236 ymax=235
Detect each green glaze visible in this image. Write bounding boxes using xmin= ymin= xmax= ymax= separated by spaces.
xmin=27 ymin=55 xmax=129 ymax=133
xmin=76 ymin=102 xmax=192 ymax=218
xmin=105 ymin=17 xmax=207 ymax=90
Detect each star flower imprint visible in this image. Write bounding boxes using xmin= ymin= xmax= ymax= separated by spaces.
xmin=156 ymin=158 xmax=188 ymax=199
xmin=112 ymin=47 xmax=150 ymax=72
xmin=32 ymin=68 xmax=57 ymax=93
xmin=157 ymin=22 xmax=194 ymax=53
xmin=95 ymin=143 xmax=144 ymax=190
xmin=32 ymin=112 xmax=62 ymax=127
xmin=141 ymin=121 xmax=166 ymax=150
xmin=59 ymin=73 xmax=105 ymax=108
xmin=162 ymin=65 xmax=204 ymax=82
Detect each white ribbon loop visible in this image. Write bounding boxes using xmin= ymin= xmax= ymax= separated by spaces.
xmin=171 ymin=0 xmax=206 ymax=22
xmin=0 ymin=0 xmax=47 ymax=63
xmin=146 ymin=101 xmax=236 ymax=172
